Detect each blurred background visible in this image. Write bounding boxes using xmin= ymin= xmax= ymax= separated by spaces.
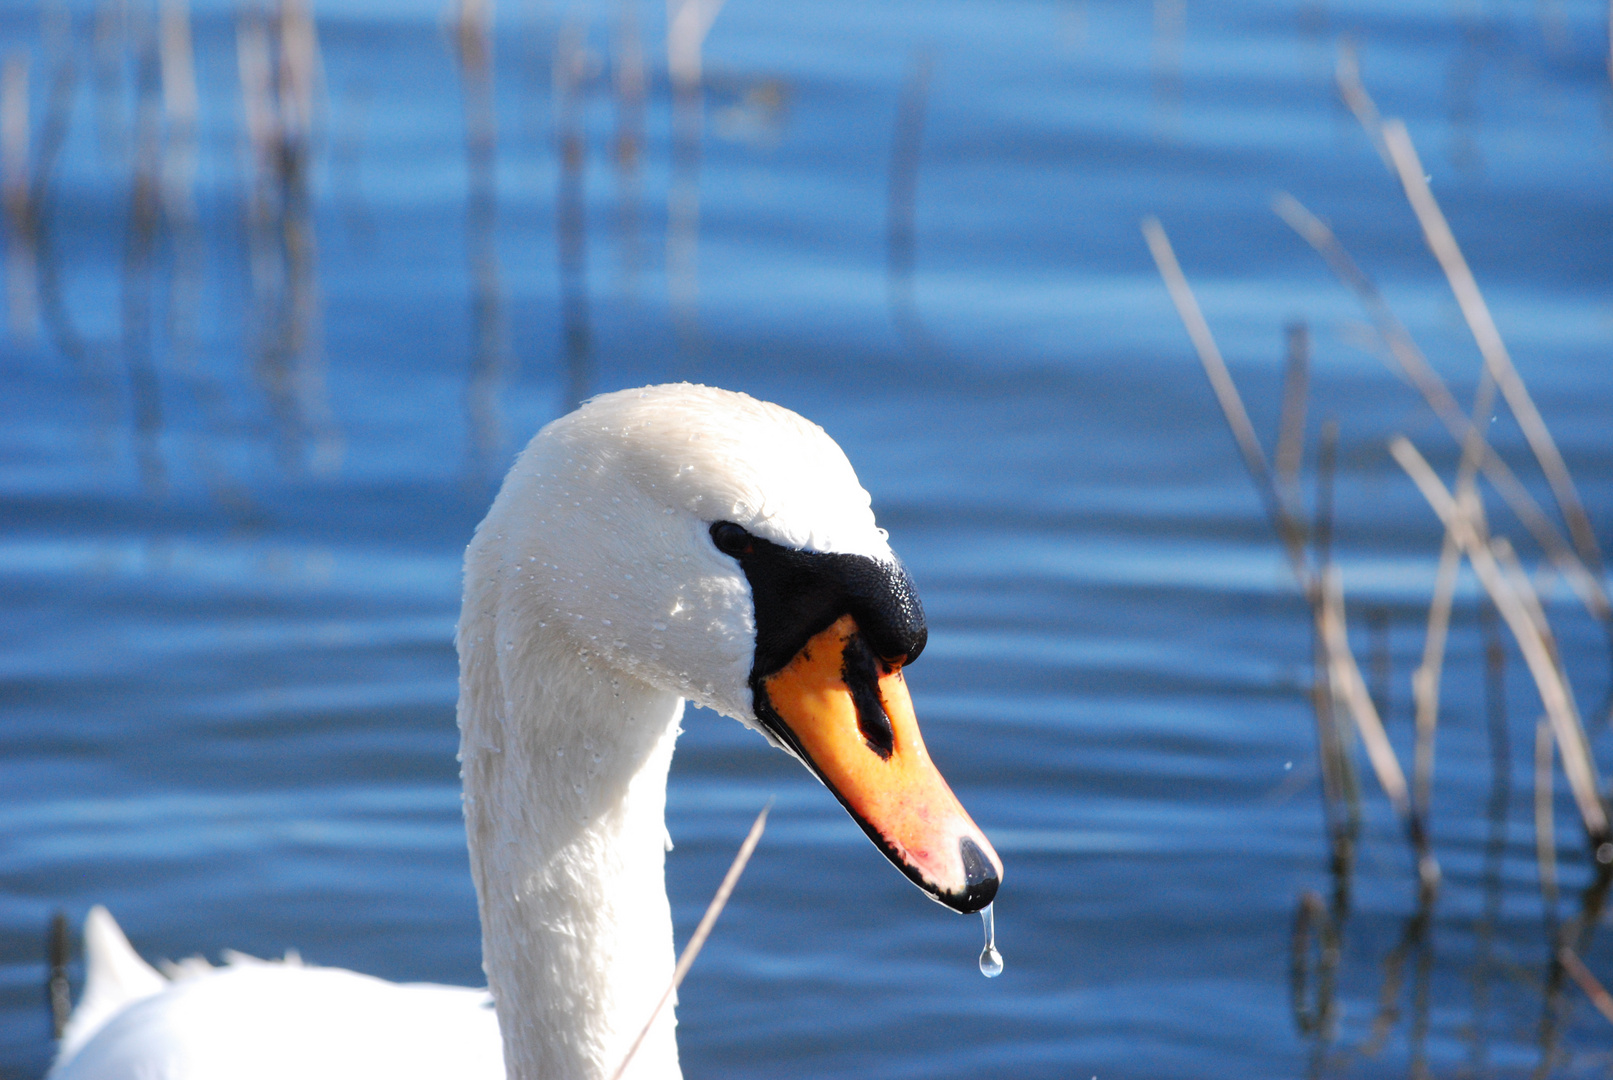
xmin=3 ymin=0 xmax=1613 ymax=1075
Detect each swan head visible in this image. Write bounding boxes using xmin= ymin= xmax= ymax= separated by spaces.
xmin=474 ymin=383 xmax=1002 ymax=913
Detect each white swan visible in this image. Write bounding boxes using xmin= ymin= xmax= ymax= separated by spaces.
xmin=49 ymin=384 xmax=1002 ymax=1080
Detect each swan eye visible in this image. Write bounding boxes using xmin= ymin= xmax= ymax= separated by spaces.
xmin=709 ymin=521 xmax=753 ymax=557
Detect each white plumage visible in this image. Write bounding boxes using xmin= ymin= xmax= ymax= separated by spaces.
xmin=51 ymin=385 xmax=904 ymax=1080
xmin=55 ymin=909 xmax=504 ymax=1080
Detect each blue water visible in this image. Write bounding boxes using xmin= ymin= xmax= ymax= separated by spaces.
xmin=4 ymin=0 xmax=1613 ymax=1075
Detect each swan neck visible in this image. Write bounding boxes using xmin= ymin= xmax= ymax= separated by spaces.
xmin=460 ymin=628 xmax=685 ymax=1080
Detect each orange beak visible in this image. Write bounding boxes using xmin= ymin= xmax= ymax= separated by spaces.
xmin=755 ymin=614 xmax=1002 ymax=913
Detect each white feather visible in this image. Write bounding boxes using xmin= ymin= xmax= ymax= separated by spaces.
xmin=54 ymin=947 xmax=502 ymax=1080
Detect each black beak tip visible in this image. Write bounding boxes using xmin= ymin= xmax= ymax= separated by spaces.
xmin=952 ymin=836 xmax=1000 ymax=914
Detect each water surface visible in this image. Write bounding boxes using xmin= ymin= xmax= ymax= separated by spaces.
xmin=3 ymin=0 xmax=1613 ymax=1076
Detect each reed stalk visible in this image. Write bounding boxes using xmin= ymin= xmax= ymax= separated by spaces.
xmin=48 ymin=910 xmax=70 ymax=1039
xmin=124 ymin=8 xmax=167 ymax=493
xmin=1559 ymin=947 xmax=1613 ymax=1024
xmin=1410 ymin=366 xmax=1496 ymax=829
xmin=1313 ymin=418 xmax=1361 ymax=899
xmin=1536 ymin=718 xmax=1559 ymax=916
xmin=1494 ymin=537 xmax=1563 ymax=672
xmin=1333 ymin=39 xmax=1389 ymax=169
xmin=1275 ymin=322 xmax=1309 ymax=500
xmin=612 ymin=0 xmax=646 ymax=300
xmin=1319 ymin=567 xmax=1413 ymax=827
xmin=1391 ymin=437 xmax=1608 ymax=842
xmin=1271 ymin=192 xmax=1609 ymax=625
xmin=159 ymin=0 xmax=244 ymax=508
xmin=552 ymin=18 xmax=592 ymax=411
xmin=1142 ymin=216 xmax=1423 ymax=876
xmin=666 ymin=0 xmax=726 ymax=328
xmin=1378 ymin=120 xmax=1604 ymax=585
xmin=1140 ymin=218 xmax=1302 ymax=562
xmin=2 ymin=52 xmax=37 ymax=339
xmin=453 ymin=0 xmax=505 ymax=466
xmin=235 ymin=1 xmax=336 ymax=474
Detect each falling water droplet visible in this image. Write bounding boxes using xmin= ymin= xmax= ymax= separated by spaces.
xmin=978 ymin=902 xmax=1002 ymax=978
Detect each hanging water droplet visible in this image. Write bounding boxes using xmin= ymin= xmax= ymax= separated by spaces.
xmin=978 ymin=902 xmax=1003 ymax=978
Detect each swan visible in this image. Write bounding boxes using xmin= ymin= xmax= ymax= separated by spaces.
xmin=48 ymin=383 xmax=1003 ymax=1080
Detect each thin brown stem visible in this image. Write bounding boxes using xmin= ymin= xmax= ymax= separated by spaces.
xmin=1334 ymin=38 xmax=1389 ymax=169
xmin=1271 ymin=192 xmax=1609 ymax=625
xmin=1392 ymin=437 xmax=1608 ymax=841
xmin=1558 ymin=948 xmax=1613 ymax=1024
xmin=1276 ymin=322 xmax=1310 ymax=501
xmin=1145 ymin=216 xmax=1419 ymax=861
xmin=1141 ymin=217 xmax=1302 ymax=567
xmin=1536 ymin=718 xmax=1559 ymax=917
xmin=1411 ymin=368 xmax=1496 ymax=827
xmin=1380 ymin=120 xmax=1604 ymax=587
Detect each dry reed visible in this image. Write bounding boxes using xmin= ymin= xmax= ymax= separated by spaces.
xmin=236 ymin=1 xmax=337 ymax=473
xmin=2 ymin=52 xmax=37 ymax=339
xmin=666 ymin=0 xmax=727 ymax=327
xmin=1142 ymin=216 xmax=1429 ymax=884
xmin=1379 ymin=121 xmax=1605 ymax=584
xmin=1410 ymin=366 xmax=1495 ymax=830
xmin=1312 ymin=417 xmax=1362 ymax=896
xmin=612 ymin=0 xmax=647 ymax=300
xmin=1333 ymin=39 xmax=1389 ymax=169
xmin=552 ymin=18 xmax=593 ymax=410
xmin=1536 ymin=718 xmax=1560 ymax=916
xmin=1390 ymin=437 xmax=1607 ymax=842
xmin=123 ymin=5 xmax=167 ymax=493
xmin=47 ymin=910 xmax=70 ymax=1039
xmin=453 ymin=0 xmax=506 ymax=464
xmin=1558 ymin=947 xmax=1613 ymax=1025
xmin=1271 ymin=192 xmax=1609 ymax=625
xmin=1274 ymin=323 xmax=1309 ymax=501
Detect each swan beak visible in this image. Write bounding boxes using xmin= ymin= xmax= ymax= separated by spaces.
xmin=758 ymin=614 xmax=1002 ymax=913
